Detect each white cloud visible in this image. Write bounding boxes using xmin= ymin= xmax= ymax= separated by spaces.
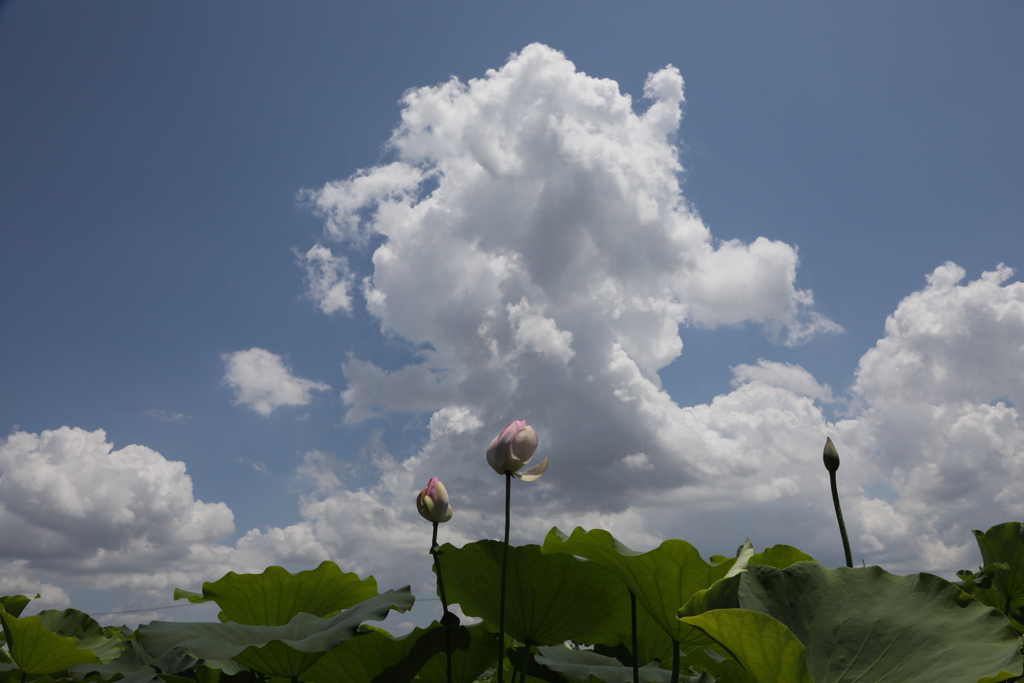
xmin=0 ymin=427 xmax=333 ymax=609
xmin=835 ymin=263 xmax=1024 ymax=568
xmin=507 ymin=298 xmax=575 ymax=364
xmin=0 ymin=427 xmax=235 ymax=563
xmin=293 ymin=42 xmax=1024 ymax=601
xmin=854 ymin=262 xmax=1024 ymax=407
xmin=306 ymin=43 xmax=837 ymax=424
xmin=300 ymin=243 xmax=355 ymax=314
xmin=222 ymin=347 xmax=330 ymax=416
xmin=144 ymin=409 xmax=192 ymax=422
xmin=731 ymin=359 xmax=835 ymax=403
xmin=0 ymin=560 xmax=71 ymax=613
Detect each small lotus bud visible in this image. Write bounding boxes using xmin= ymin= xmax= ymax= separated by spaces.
xmin=416 ymin=477 xmax=453 ymax=523
xmin=823 ymin=437 xmax=840 ymax=472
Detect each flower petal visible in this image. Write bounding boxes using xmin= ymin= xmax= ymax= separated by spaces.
xmin=513 ymin=456 xmax=549 ymax=482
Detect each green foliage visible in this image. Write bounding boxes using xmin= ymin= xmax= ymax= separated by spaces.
xmin=137 ymin=588 xmax=414 ymax=678
xmin=3 ymin=522 xmax=1023 ymax=683
xmin=0 ymin=607 xmax=123 ymax=674
xmin=170 ymin=561 xmax=383 ymax=678
xmin=440 ymin=541 xmax=632 ymax=646
xmin=679 ymin=609 xmax=813 ymax=683
xmin=533 ymin=646 xmax=676 ymax=683
xmin=541 ymin=527 xmax=741 ymax=647
xmin=688 ymin=562 xmax=1023 ymax=683
xmin=175 ymin=561 xmax=378 ymax=623
xmin=964 ymin=522 xmax=1024 ymax=632
xmin=70 ymin=637 xmax=198 ymax=683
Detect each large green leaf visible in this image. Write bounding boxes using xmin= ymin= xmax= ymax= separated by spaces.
xmin=591 ymin=600 xmax=676 ymax=670
xmin=0 ymin=595 xmax=36 ymax=619
xmin=175 ymin=561 xmax=378 ymax=623
xmin=299 ymin=622 xmax=478 ymax=683
xmin=0 ymin=607 xmax=123 ymax=674
xmin=748 ymin=544 xmax=816 ymax=569
xmin=416 ymin=624 xmax=501 ymax=683
xmin=731 ymin=562 xmax=1023 ymax=683
xmin=533 ymin=646 xmax=677 ymax=683
xmin=541 ymin=527 xmax=738 ymax=645
xmin=678 ymin=610 xmax=813 ymax=683
xmin=137 ymin=587 xmax=414 ymax=677
xmin=440 ymin=541 xmax=631 ymax=646
xmin=174 ymin=561 xmax=379 ymax=677
xmin=677 ymin=647 xmax=757 ymax=683
xmin=970 ymin=522 xmax=1024 ymax=624
xmin=70 ymin=639 xmax=198 ymax=683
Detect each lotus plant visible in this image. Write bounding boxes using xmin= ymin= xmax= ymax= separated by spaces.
xmin=417 ymin=477 xmax=457 ymax=683
xmin=823 ymin=437 xmax=853 ymax=568
xmin=486 ymin=420 xmax=547 ymax=683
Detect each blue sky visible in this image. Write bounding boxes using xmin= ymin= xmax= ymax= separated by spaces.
xmin=1 ymin=2 xmax=1022 ymax=630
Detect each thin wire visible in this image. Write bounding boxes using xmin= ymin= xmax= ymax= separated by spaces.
xmin=91 ymin=603 xmax=197 ymax=616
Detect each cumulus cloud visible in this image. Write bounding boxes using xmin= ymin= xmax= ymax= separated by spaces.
xmin=292 ymin=43 xmax=1024 ymax=602
xmin=837 ymin=263 xmax=1024 ymax=569
xmin=0 ymin=427 xmax=235 ymax=563
xmin=223 ymin=347 xmax=330 ymax=416
xmin=307 ymin=44 xmax=837 ymax=423
xmin=0 ymin=427 xmax=334 ymax=608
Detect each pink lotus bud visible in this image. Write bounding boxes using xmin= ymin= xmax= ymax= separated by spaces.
xmin=416 ymin=477 xmax=453 ymax=523
xmin=486 ymin=420 xmax=548 ymax=481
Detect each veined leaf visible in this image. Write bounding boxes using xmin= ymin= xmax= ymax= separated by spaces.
xmin=300 ymin=621 xmax=480 ymax=683
xmin=541 ymin=527 xmax=737 ymax=646
xmin=137 ymin=587 xmax=413 ymax=677
xmin=735 ymin=562 xmax=1023 ymax=683
xmin=173 ymin=561 xmax=379 ymax=677
xmin=678 ymin=610 xmax=813 ymax=683
xmin=440 ymin=541 xmax=632 ymax=646
xmin=970 ymin=522 xmax=1024 ymax=626
xmin=174 ymin=560 xmax=378 ymax=622
xmin=533 ymin=646 xmax=676 ymax=683
xmin=0 ymin=595 xmax=37 ymax=620
xmin=70 ymin=639 xmax=198 ymax=683
xmin=0 ymin=607 xmax=122 ymax=674
xmin=416 ymin=624 xmax=501 ymax=683
xmin=748 ymin=544 xmax=816 ymax=569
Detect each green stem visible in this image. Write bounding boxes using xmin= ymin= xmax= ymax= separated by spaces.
xmin=432 ymin=522 xmax=453 ymax=683
xmin=671 ymin=640 xmax=680 ymax=683
xmin=829 ymin=470 xmax=854 ymax=568
xmin=498 ymin=472 xmax=512 ymax=683
xmin=630 ymin=590 xmax=639 ymax=683
xmin=519 ymin=642 xmax=531 ymax=683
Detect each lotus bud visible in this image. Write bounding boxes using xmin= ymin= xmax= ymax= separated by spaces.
xmin=416 ymin=477 xmax=453 ymax=523
xmin=823 ymin=437 xmax=840 ymax=473
xmin=486 ymin=420 xmax=548 ymax=481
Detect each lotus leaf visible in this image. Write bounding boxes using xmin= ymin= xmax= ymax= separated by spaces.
xmin=137 ymin=587 xmax=413 ymax=678
xmin=299 ymin=621 xmax=478 ymax=683
xmin=174 ymin=561 xmax=379 ymax=677
xmin=439 ymin=541 xmax=631 ymax=646
xmin=416 ymin=624 xmax=502 ymax=683
xmin=969 ymin=522 xmax=1024 ymax=628
xmin=0 ymin=607 xmax=122 ymax=674
xmin=533 ymin=646 xmax=680 ymax=683
xmin=541 ymin=527 xmax=738 ymax=646
xmin=678 ymin=609 xmax=813 ymax=683
xmin=717 ymin=562 xmax=1022 ymax=683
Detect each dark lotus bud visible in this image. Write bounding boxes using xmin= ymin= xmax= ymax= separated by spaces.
xmin=823 ymin=437 xmax=840 ymax=472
